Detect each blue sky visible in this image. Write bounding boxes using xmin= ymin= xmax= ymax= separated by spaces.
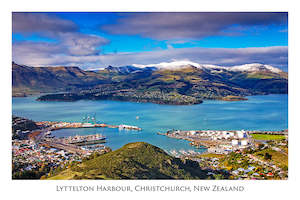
xmin=58 ymin=12 xmax=288 ymax=51
xmin=12 ymin=12 xmax=288 ymax=70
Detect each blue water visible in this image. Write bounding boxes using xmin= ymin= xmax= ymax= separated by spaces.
xmin=12 ymin=94 xmax=288 ymax=153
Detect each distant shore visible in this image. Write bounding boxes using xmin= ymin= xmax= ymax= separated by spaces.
xmin=35 ymin=91 xmax=204 ymax=105
xmin=34 ymin=92 xmax=256 ymax=105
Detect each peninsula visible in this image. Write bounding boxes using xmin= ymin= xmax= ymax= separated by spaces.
xmin=13 ymin=62 xmax=287 ymax=105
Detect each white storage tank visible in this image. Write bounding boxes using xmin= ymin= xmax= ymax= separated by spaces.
xmin=241 ymin=139 xmax=248 ymax=146
xmin=237 ymin=130 xmax=246 ymax=139
xmin=189 ymin=131 xmax=196 ymax=135
xmin=232 ymin=139 xmax=239 ymax=146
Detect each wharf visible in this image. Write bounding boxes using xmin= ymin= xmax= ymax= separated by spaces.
xmin=157 ymin=129 xmax=254 ymax=154
xmin=39 ymin=121 xmax=142 ymax=131
xmin=70 ymin=139 xmax=106 ymax=146
xmin=158 ymin=129 xmax=287 ymax=155
xmin=158 ymin=132 xmax=215 ymax=149
xmin=55 ymin=134 xmax=106 ymax=146
xmin=189 ymin=139 xmax=220 ymax=149
xmin=39 ymin=133 xmax=107 ymax=154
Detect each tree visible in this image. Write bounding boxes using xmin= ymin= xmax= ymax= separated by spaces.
xmin=264 ymin=152 xmax=272 ymax=160
xmin=39 ymin=163 xmax=46 ymax=173
xmin=258 ymin=143 xmax=265 ymax=150
xmin=213 ymin=174 xmax=224 ymax=180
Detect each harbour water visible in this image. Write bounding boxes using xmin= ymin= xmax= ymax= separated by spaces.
xmin=12 ymin=94 xmax=288 ymax=153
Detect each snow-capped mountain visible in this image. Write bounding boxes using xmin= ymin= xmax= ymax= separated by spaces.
xmin=101 ymin=60 xmax=285 ymax=76
xmin=229 ymin=63 xmax=283 ymax=73
xmin=13 ymin=61 xmax=288 ymax=100
xmin=105 ymin=65 xmax=141 ymax=74
xmin=130 ymin=61 xmax=283 ymax=73
xmin=133 ymin=60 xmax=203 ymax=69
xmin=132 ymin=60 xmax=225 ymax=70
xmin=104 ymin=65 xmax=157 ymax=74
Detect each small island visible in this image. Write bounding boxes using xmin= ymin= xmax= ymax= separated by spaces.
xmin=221 ymin=95 xmax=248 ymax=101
xmin=12 ymin=92 xmax=27 ymax=97
xmin=36 ymin=90 xmax=204 ymax=105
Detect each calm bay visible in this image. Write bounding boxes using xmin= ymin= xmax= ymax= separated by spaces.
xmin=12 ymin=94 xmax=288 ymax=153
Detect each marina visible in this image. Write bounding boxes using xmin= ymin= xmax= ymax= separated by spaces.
xmin=51 ymin=134 xmax=106 ymax=146
xmin=34 ymin=131 xmax=108 ymax=155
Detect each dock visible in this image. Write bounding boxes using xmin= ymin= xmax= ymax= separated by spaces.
xmin=49 ymin=134 xmax=106 ymax=146
xmin=38 ymin=121 xmax=142 ymax=131
xmin=70 ymin=139 xmax=106 ymax=146
xmin=157 ymin=129 xmax=287 ymax=155
xmin=37 ymin=133 xmax=107 ymax=155
xmin=31 ymin=115 xmax=143 ymax=155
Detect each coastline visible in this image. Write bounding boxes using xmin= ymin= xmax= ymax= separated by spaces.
xmin=33 ymin=92 xmax=288 ymax=105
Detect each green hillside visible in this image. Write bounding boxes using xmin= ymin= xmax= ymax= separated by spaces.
xmin=12 ymin=62 xmax=109 ymax=95
xmin=48 ymin=142 xmax=209 ymax=180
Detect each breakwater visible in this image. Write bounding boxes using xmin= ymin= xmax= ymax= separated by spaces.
xmin=36 ymin=121 xmax=142 ymax=131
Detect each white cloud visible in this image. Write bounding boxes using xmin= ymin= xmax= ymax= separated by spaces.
xmin=12 ymin=43 xmax=288 ymax=71
xmin=12 ymin=13 xmax=78 ymax=34
xmin=13 ymin=33 xmax=109 ymax=65
xmin=12 ymin=13 xmax=110 ymax=58
xmin=58 ymin=33 xmax=109 ymax=56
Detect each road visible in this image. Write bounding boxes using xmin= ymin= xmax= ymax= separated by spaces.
xmin=41 ymin=141 xmax=87 ymax=155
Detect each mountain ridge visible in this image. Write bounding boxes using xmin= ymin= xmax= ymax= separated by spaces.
xmin=12 ymin=61 xmax=288 ymax=105
xmin=130 ymin=61 xmax=285 ymax=74
xmin=12 ymin=62 xmax=109 ymax=95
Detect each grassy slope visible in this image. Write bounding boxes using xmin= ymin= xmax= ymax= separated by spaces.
xmin=251 ymin=134 xmax=286 ymax=140
xmin=48 ymin=142 xmax=208 ymax=180
xmin=12 ymin=63 xmax=109 ymax=95
xmin=196 ymin=153 xmax=225 ymax=158
xmin=254 ymin=148 xmax=288 ymax=168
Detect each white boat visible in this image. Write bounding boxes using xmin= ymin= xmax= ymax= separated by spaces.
xmin=81 ymin=123 xmax=95 ymax=128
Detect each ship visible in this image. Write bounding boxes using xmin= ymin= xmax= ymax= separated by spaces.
xmin=69 ymin=134 xmax=106 ymax=146
xmin=119 ymin=124 xmax=142 ymax=130
xmin=81 ymin=114 xmax=97 ymax=128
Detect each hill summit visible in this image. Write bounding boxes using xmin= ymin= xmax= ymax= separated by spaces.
xmin=48 ymin=142 xmax=211 ymax=180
